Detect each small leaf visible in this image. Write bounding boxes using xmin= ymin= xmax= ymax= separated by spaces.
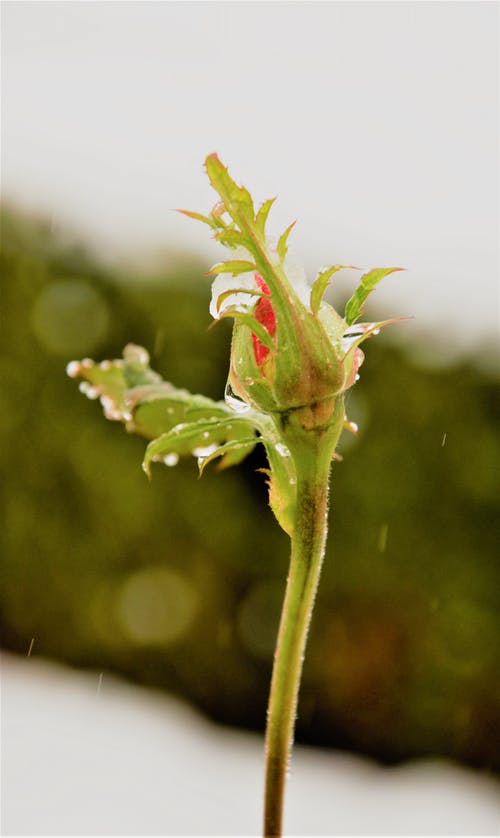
xmin=277 ymin=221 xmax=296 ymax=263
xmin=255 ymin=197 xmax=276 ymax=238
xmin=344 ymin=267 xmax=404 ymax=325
xmin=208 ymin=260 xmax=256 ymax=276
xmin=310 ymin=265 xmax=352 ymax=315
xmin=143 ymin=416 xmax=254 ymax=477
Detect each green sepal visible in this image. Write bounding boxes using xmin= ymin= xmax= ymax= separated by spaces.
xmin=177 ymin=209 xmax=225 ymax=230
xmin=310 ymin=265 xmax=352 ymax=315
xmin=205 ymin=153 xmax=255 ymax=229
xmin=255 ymin=197 xmax=276 ymax=237
xmin=215 ymin=287 xmax=264 ymax=314
xmin=214 ymin=228 xmax=248 ymax=249
xmin=208 ymin=260 xmax=256 ymax=276
xmin=277 ymin=221 xmax=296 ymax=263
xmin=344 ymin=267 xmax=404 ymax=325
xmin=216 ymin=308 xmax=275 ymax=350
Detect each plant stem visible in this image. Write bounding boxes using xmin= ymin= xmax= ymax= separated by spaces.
xmin=263 ymin=440 xmax=333 ymax=837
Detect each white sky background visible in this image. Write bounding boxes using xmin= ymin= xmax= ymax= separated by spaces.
xmin=2 ymin=1 xmax=498 ymax=358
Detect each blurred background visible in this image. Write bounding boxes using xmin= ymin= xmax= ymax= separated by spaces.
xmin=1 ymin=1 xmax=499 ymax=834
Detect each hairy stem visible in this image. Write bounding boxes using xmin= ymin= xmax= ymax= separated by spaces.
xmin=263 ymin=441 xmax=332 ymax=837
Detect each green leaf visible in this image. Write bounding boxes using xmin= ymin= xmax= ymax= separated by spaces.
xmin=143 ymin=416 xmax=255 ymax=477
xmin=277 ymin=221 xmax=296 ymax=263
xmin=70 ymin=345 xmax=258 ymax=466
xmin=197 ymin=437 xmax=257 ymax=475
xmin=208 ymin=260 xmax=256 ymax=276
xmin=255 ymin=197 xmax=276 ymax=237
xmin=344 ymin=267 xmax=404 ymax=325
xmin=310 ymin=265 xmax=352 ymax=315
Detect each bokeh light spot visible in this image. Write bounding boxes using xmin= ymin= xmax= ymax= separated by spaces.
xmin=116 ymin=567 xmax=197 ymax=647
xmin=31 ymin=280 xmax=109 ymax=356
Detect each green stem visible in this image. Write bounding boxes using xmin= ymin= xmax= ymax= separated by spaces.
xmin=263 ymin=440 xmax=333 ymax=838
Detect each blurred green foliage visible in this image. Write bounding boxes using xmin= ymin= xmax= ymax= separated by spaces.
xmin=1 ymin=205 xmax=499 ymax=772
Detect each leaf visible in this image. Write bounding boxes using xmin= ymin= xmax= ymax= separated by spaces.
xmin=309 ymin=265 xmax=354 ymax=315
xmin=197 ymin=437 xmax=257 ymax=475
xmin=277 ymin=221 xmax=296 ymax=263
xmin=344 ymin=267 xmax=404 ymax=325
xmin=255 ymin=197 xmax=276 ymax=237
xmin=208 ymin=260 xmax=256 ymax=276
xmin=142 ymin=416 xmax=255 ymax=477
xmin=70 ymin=345 xmax=258 ymax=468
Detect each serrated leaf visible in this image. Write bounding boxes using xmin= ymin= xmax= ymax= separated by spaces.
xmin=208 ymin=260 xmax=256 ymax=276
xmin=143 ymin=416 xmax=255 ymax=477
xmin=255 ymin=197 xmax=276 ymax=238
xmin=197 ymin=437 xmax=257 ymax=475
xmin=310 ymin=265 xmax=351 ymax=315
xmin=277 ymin=221 xmax=296 ymax=263
xmin=344 ymin=267 xmax=404 ymax=325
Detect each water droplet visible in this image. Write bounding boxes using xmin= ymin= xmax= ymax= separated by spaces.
xmin=78 ymin=381 xmax=99 ymax=399
xmin=224 ymin=382 xmax=250 ymax=413
xmin=202 ymin=431 xmax=210 ymax=439
xmin=345 ymin=420 xmax=358 ymax=434
xmin=163 ymin=453 xmax=179 ymax=467
xmin=66 ymin=360 xmax=81 ymax=378
xmin=192 ymin=444 xmax=219 ymax=458
xmin=355 ymin=373 xmax=360 ymax=382
xmin=372 ymin=328 xmax=380 ymax=336
xmin=341 ymin=323 xmax=374 ymax=353
xmin=275 ymin=443 xmax=290 ymax=457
